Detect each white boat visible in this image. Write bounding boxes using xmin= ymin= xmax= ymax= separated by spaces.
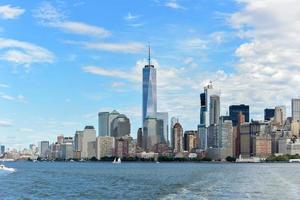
xmin=236 ymin=154 xmax=260 ymax=163
xmin=0 ymin=164 xmax=16 ymax=172
xmin=113 ymin=157 xmax=121 ymax=164
xmin=289 ymin=159 xmax=300 ymax=163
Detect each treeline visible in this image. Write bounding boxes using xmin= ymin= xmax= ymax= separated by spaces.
xmin=266 ymin=154 xmax=300 ymax=162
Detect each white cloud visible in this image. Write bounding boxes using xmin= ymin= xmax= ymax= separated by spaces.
xmin=0 ymin=4 xmax=25 ymax=19
xmin=34 ymin=2 xmax=110 ymax=38
xmin=124 ymin=12 xmax=139 ymax=21
xmin=0 ymin=93 xmax=14 ymax=101
xmin=0 ymin=83 xmax=9 ymax=88
xmin=54 ymin=21 xmax=110 ymax=38
xmin=0 ymin=92 xmax=27 ymax=103
xmin=184 ymin=38 xmax=208 ymax=50
xmin=82 ymin=42 xmax=145 ymax=53
xmin=0 ymin=120 xmax=12 ymax=127
xmin=0 ymin=38 xmax=54 ymax=65
xmin=165 ymin=1 xmax=186 ymax=10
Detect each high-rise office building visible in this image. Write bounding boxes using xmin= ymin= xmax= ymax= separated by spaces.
xmin=183 ymin=130 xmax=198 ymax=152
xmin=209 ymin=95 xmax=220 ymax=125
xmin=274 ymin=106 xmax=286 ymax=125
xmin=172 ymin=122 xmax=183 ymax=153
xmin=96 ymin=136 xmax=115 ymax=160
xmin=111 ymin=114 xmax=131 ymax=138
xmin=292 ymin=99 xmax=300 ymax=122
xmin=157 ymin=112 xmax=169 ymax=144
xmin=264 ymin=108 xmax=275 ymax=121
xmin=98 ymin=112 xmax=109 ymax=136
xmin=142 ymin=46 xmax=157 ymax=123
xmin=199 ymin=82 xmax=219 ymax=150
xmin=143 ymin=117 xmax=158 ymax=151
xmin=38 ymin=141 xmax=49 ymax=158
xmin=98 ymin=110 xmax=120 ymax=136
xmin=137 ymin=128 xmax=143 ymax=148
xmin=0 ymin=145 xmax=5 ymax=155
xmin=60 ymin=142 xmax=73 ymax=160
xmin=229 ymin=104 xmax=249 ymax=126
xmin=81 ymin=126 xmax=96 ymax=159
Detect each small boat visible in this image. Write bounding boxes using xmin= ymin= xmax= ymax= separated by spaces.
xmin=289 ymin=159 xmax=300 ymax=163
xmin=113 ymin=157 xmax=121 ymax=164
xmin=156 ymin=161 xmax=160 ymax=164
xmin=0 ymin=164 xmax=16 ymax=172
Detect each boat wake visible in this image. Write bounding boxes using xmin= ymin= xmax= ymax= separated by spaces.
xmin=0 ymin=164 xmax=16 ymax=175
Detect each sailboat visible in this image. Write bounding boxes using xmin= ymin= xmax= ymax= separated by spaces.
xmin=112 ymin=157 xmax=121 ymax=164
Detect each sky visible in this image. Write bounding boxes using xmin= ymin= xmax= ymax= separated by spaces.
xmin=1 ymin=0 xmax=300 ymax=149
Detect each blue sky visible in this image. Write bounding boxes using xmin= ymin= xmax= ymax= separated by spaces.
xmin=1 ymin=0 xmax=299 ymax=149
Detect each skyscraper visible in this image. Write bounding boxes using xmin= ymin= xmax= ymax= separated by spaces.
xmin=157 ymin=112 xmax=169 ymax=144
xmin=98 ymin=112 xmax=109 ymax=136
xmin=292 ymin=99 xmax=300 ymax=122
xmin=172 ymin=122 xmax=183 ymax=153
xmin=229 ymin=104 xmax=249 ymax=126
xmin=38 ymin=141 xmax=49 ymax=158
xmin=98 ymin=110 xmax=125 ymax=137
xmin=143 ymin=117 xmax=158 ymax=151
xmin=264 ymin=108 xmax=275 ymax=121
xmin=111 ymin=114 xmax=131 ymax=138
xmin=274 ymin=106 xmax=286 ymax=125
xmin=209 ymin=95 xmax=220 ymax=125
xmin=199 ymin=82 xmax=219 ymax=150
xmin=81 ymin=126 xmax=96 ymax=159
xmin=142 ymin=46 xmax=157 ymax=123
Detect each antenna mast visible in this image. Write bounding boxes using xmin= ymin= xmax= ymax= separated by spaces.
xmin=148 ymin=44 xmax=151 ymax=66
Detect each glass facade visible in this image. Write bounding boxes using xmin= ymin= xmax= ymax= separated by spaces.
xmin=142 ymin=65 xmax=157 ymax=122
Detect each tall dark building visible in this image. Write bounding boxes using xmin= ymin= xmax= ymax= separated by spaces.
xmin=137 ymin=128 xmax=143 ymax=148
xmin=229 ymin=104 xmax=249 ymax=126
xmin=264 ymin=108 xmax=275 ymax=121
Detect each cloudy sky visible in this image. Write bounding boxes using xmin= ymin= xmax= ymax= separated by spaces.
xmin=1 ymin=0 xmax=299 ymax=149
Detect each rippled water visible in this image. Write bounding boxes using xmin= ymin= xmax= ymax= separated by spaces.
xmin=1 ymin=162 xmax=300 ymax=200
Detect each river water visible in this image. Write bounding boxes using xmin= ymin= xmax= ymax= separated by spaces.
xmin=0 ymin=162 xmax=299 ymax=200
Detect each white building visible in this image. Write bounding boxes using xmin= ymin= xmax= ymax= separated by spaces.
xmin=81 ymin=126 xmax=96 ymax=159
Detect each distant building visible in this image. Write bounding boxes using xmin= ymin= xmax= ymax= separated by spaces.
xmin=143 ymin=117 xmax=158 ymax=151
xmin=274 ymin=106 xmax=286 ymax=125
xmin=235 ymin=112 xmax=245 ymax=157
xmin=240 ymin=121 xmax=271 ymax=158
xmin=98 ymin=112 xmax=110 ymax=136
xmin=56 ymin=135 xmax=64 ymax=144
xmin=137 ymin=128 xmax=143 ymax=148
xmin=157 ymin=112 xmax=169 ymax=144
xmin=209 ymin=95 xmax=220 ymax=125
xmin=264 ymin=108 xmax=275 ymax=121
xmin=199 ymin=82 xmax=220 ymax=151
xmin=38 ymin=141 xmax=49 ymax=158
xmin=74 ymin=131 xmax=83 ymax=155
xmin=142 ymin=46 xmax=157 ymax=123
xmin=96 ymin=136 xmax=115 ymax=160
xmin=98 ymin=110 xmax=124 ymax=137
xmin=60 ymin=142 xmax=73 ymax=160
xmin=111 ymin=114 xmax=131 ymax=138
xmin=292 ymin=99 xmax=300 ymax=122
xmin=115 ymin=138 xmax=129 ymax=158
xmin=0 ymin=145 xmax=5 ymax=155
xmin=81 ymin=126 xmax=96 ymax=159
xmin=184 ymin=130 xmax=198 ymax=152
xmin=172 ymin=123 xmax=183 ymax=153
xmin=229 ymin=104 xmax=249 ymax=126
xmin=279 ymin=137 xmax=300 ymax=155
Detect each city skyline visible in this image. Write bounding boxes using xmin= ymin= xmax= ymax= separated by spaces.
xmin=1 ymin=0 xmax=300 ymax=149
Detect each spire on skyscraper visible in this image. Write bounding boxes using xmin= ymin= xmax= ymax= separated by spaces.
xmin=148 ymin=44 xmax=151 ymax=66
